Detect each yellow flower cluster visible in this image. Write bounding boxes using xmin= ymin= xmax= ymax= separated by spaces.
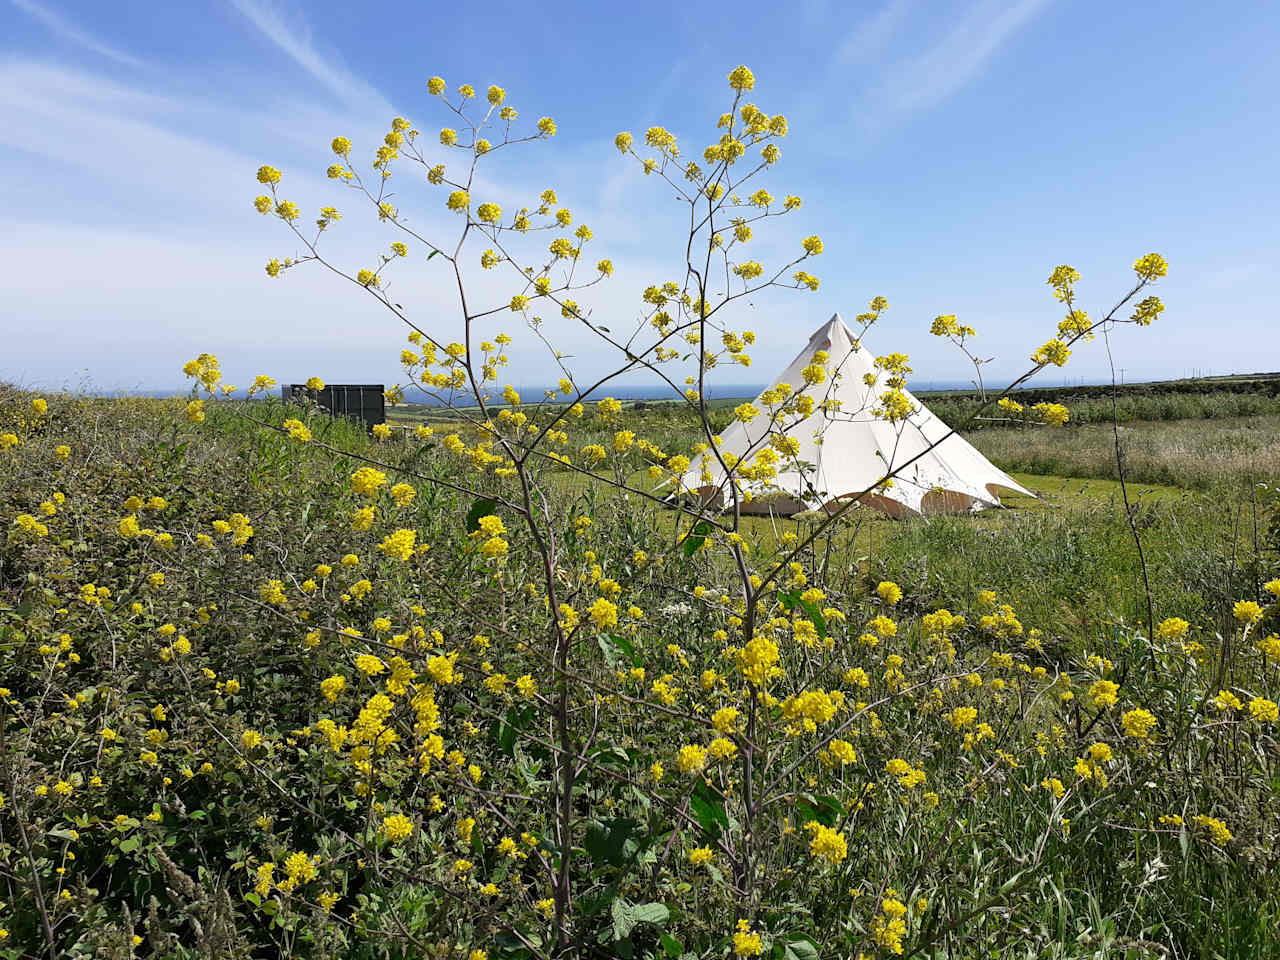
xmin=382 ymin=813 xmax=413 ymax=842
xmin=803 ymin=820 xmax=847 ymax=864
xmin=871 ymin=895 xmax=908 ymax=954
xmin=1032 ymin=402 xmax=1070 ymax=427
xmin=732 ymin=919 xmax=763 ymax=956
xmin=378 ymin=528 xmax=417 ymax=561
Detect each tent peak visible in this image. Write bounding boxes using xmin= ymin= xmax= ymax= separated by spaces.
xmin=806 ymin=313 xmax=857 ymax=350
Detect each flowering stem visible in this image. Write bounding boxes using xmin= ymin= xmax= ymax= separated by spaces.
xmin=1103 ymin=323 xmax=1157 ymax=670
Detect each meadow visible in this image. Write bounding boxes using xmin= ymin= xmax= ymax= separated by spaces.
xmin=3 ymin=383 xmax=1280 ymax=959
xmin=967 ymin=414 xmax=1280 ymax=490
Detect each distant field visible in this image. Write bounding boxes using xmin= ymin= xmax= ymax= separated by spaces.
xmin=390 ymin=378 xmax=1280 ymax=435
xmin=915 ymin=371 xmax=1280 ymax=404
xmin=390 ymin=394 xmax=745 ymax=424
xmin=391 ymin=385 xmax=1280 ymax=492
xmin=927 ymin=387 xmax=1280 ymax=430
xmin=968 ymin=414 xmax=1280 ymax=489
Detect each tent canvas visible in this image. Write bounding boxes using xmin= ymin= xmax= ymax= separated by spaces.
xmin=676 ymin=313 xmax=1033 ymax=517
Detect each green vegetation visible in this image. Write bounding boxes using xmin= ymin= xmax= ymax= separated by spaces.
xmin=970 ymin=414 xmax=1280 ymax=489
xmin=5 ymin=385 xmax=1280 ymax=959
xmin=926 ymin=385 xmax=1280 ymax=430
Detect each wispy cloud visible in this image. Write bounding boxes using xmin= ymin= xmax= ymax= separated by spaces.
xmin=834 ymin=0 xmax=913 ymax=65
xmin=0 ymin=53 xmax=686 ymax=391
xmin=869 ymin=0 xmax=1051 ymax=114
xmin=10 ymin=0 xmax=142 ymax=68
xmin=228 ymin=0 xmax=393 ymax=115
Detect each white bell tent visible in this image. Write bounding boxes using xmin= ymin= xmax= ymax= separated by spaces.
xmin=677 ymin=314 xmax=1032 ymax=517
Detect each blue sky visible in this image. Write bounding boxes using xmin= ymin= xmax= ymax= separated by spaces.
xmin=1 ymin=0 xmax=1277 ymax=395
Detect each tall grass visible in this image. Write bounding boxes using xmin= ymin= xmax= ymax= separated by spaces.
xmin=965 ymin=415 xmax=1280 ymax=489
xmin=872 ymin=491 xmax=1265 ymax=639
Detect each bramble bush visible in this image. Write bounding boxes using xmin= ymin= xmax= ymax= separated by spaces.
xmin=4 ymin=66 xmax=1280 ymax=960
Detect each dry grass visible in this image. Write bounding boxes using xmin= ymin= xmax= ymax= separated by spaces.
xmin=966 ymin=414 xmax=1280 ymax=489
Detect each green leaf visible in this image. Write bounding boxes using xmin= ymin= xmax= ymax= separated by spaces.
xmin=611 ymin=898 xmax=636 ymax=940
xmin=783 ymin=937 xmax=820 ymax=960
xmin=689 ymin=782 xmax=729 ymax=839
xmin=494 ymin=930 xmax=529 ymax=954
xmin=779 ymin=588 xmax=826 ymax=639
xmin=682 ymin=521 xmax=712 ymax=557
xmin=795 ymin=794 xmax=842 ymax=828
xmin=1000 ymin=869 xmax=1026 ymax=894
xmin=799 ymin=599 xmax=827 ymax=640
xmin=599 ymin=632 xmax=641 ymax=668
xmin=119 ymin=835 xmax=141 ymax=853
xmin=596 ymin=633 xmax=622 ymax=668
xmin=426 ymin=249 xmax=440 ymax=261
xmin=465 ymin=497 xmax=498 ymax=534
xmin=632 ymin=902 xmax=669 ymax=926
xmin=587 ymin=744 xmax=635 ymax=769
xmin=493 ymin=704 xmax=533 ymax=759
xmin=661 ymin=933 xmax=683 ymax=958
xmin=577 ymin=890 xmax=613 ymax=918
xmin=586 ymin=818 xmax=638 ymax=867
